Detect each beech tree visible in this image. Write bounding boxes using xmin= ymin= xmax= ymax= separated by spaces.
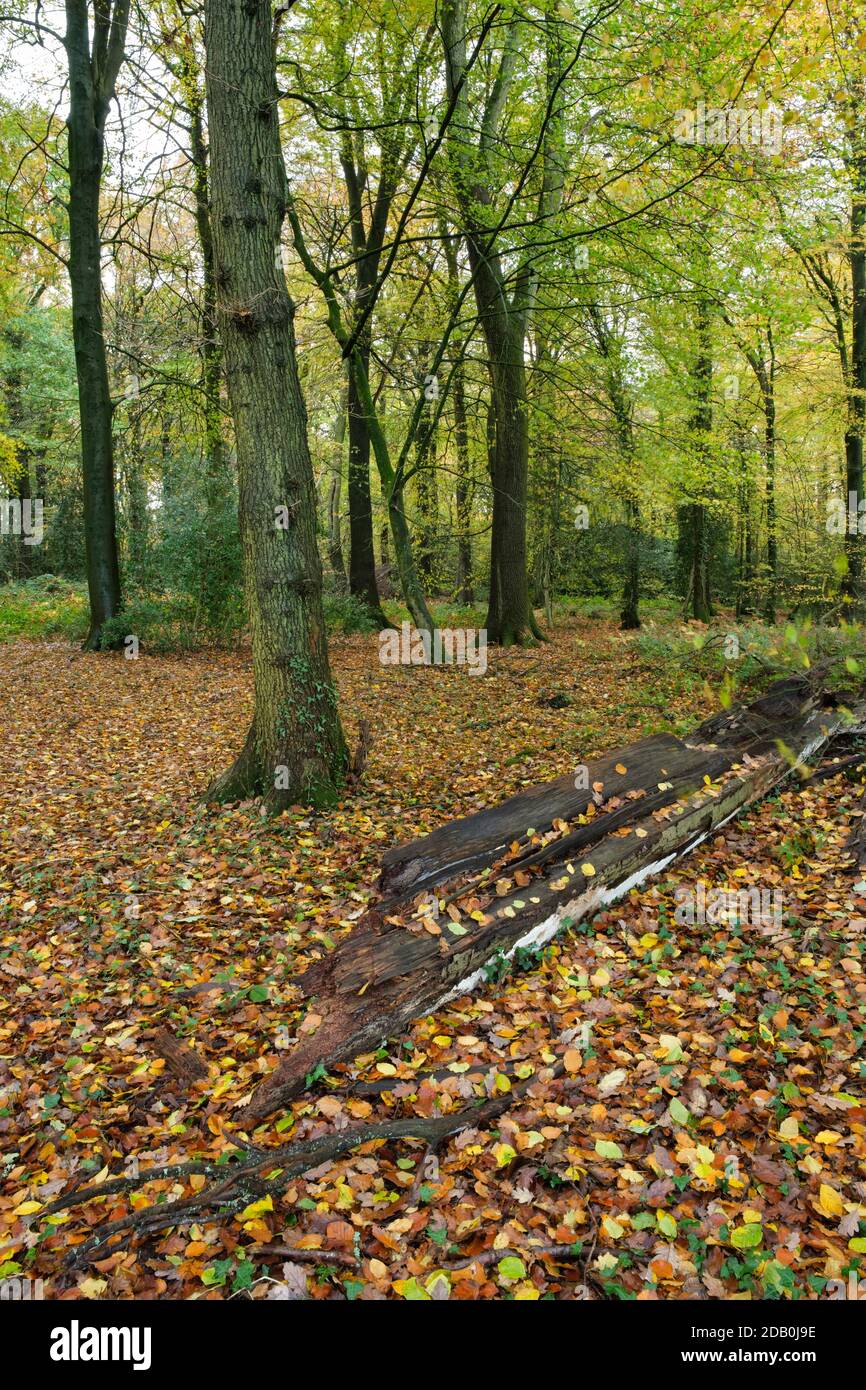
xmin=203 ymin=0 xmax=346 ymax=809
xmin=64 ymin=0 xmax=130 ymax=647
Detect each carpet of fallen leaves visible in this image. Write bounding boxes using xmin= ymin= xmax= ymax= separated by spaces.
xmin=1 ymin=616 xmax=865 ymax=1301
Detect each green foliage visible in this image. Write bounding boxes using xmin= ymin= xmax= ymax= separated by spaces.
xmin=0 ymin=575 xmax=87 ymax=642
xmin=321 ymin=588 xmax=381 ymax=634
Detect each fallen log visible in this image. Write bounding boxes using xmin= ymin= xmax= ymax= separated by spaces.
xmin=377 ymin=671 xmax=843 ymax=904
xmin=243 ymin=675 xmax=861 ymax=1122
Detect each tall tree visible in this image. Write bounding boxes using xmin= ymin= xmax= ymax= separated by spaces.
xmin=441 ymin=1 xmax=541 ymax=645
xmin=203 ymin=0 xmax=346 ymax=810
xmin=64 ymin=0 xmax=130 ymax=647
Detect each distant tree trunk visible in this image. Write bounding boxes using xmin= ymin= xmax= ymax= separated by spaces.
xmin=4 ymin=325 xmax=35 ymax=579
xmin=328 ymin=388 xmax=348 ymax=592
xmin=588 ymin=305 xmax=641 ymax=630
xmin=64 ymin=0 xmax=129 ymax=649
xmin=736 ymin=318 xmax=778 ymax=621
xmin=186 ymin=66 xmax=226 ymax=497
xmin=621 ymin=496 xmax=641 ymax=630
xmin=762 ymin=378 xmax=778 ymax=623
xmin=188 ymin=65 xmax=235 ymax=628
xmin=844 ymin=139 xmax=866 ymax=604
xmin=484 ymin=333 xmax=539 ymax=644
xmin=203 ymin=0 xmax=346 ymax=810
xmin=442 ymin=228 xmax=473 ymax=603
xmin=734 ymin=432 xmax=755 ymax=619
xmin=414 ymin=385 xmax=438 ymax=587
xmin=453 ymin=379 xmax=473 ymax=604
xmin=686 ymin=300 xmax=713 ymax=623
xmin=347 ymin=339 xmax=387 ymax=621
xmin=441 ymin=0 xmax=541 ymax=646
xmin=10 ymin=448 xmax=34 ymax=580
xmin=124 ymin=415 xmax=149 ymax=580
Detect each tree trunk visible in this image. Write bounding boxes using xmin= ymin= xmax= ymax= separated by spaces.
xmin=844 ymin=147 xmax=866 ymax=605
xmin=763 ymin=380 xmax=778 ymax=622
xmin=327 ymin=390 xmax=348 ymax=592
xmin=347 ymin=342 xmax=387 ymax=622
xmin=621 ymin=494 xmax=641 ymax=629
xmin=685 ymin=300 xmax=714 ymax=623
xmin=3 ymin=326 xmax=35 ymax=579
xmin=414 ymin=386 xmax=438 ymax=587
xmin=64 ymin=0 xmax=127 ymax=649
xmin=246 ymin=672 xmax=858 ymax=1118
xmin=443 ymin=229 xmax=473 ymax=603
xmin=203 ymin=0 xmax=346 ymax=811
xmin=441 ymin=0 xmax=541 ymax=646
xmin=453 ymin=371 xmax=474 ymax=605
xmin=484 ymin=334 xmax=541 ymax=644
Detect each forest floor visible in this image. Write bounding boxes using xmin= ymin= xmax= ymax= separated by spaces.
xmin=1 ymin=611 xmax=865 ymax=1300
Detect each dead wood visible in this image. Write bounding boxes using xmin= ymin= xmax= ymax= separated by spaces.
xmin=244 ymin=674 xmax=862 ymax=1121
xmin=151 ymin=1027 xmax=209 ymax=1083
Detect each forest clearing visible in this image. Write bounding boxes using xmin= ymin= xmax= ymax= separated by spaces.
xmin=0 ymin=0 xmax=865 ymax=1351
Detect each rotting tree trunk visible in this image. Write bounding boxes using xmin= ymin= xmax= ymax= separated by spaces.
xmin=244 ymin=673 xmax=860 ymax=1119
xmin=64 ymin=0 xmax=129 ymax=649
xmin=203 ymin=0 xmax=346 ymax=811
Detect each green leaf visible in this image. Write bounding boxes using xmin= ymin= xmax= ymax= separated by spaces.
xmin=595 ymin=1140 xmax=623 ymax=1160
xmin=730 ymin=1223 xmax=763 ymax=1250
xmin=669 ymin=1098 xmax=690 ymax=1126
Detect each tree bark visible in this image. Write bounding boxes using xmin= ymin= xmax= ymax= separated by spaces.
xmin=203 ymin=0 xmax=346 ymax=811
xmin=685 ymin=299 xmax=714 ymax=622
xmin=443 ymin=232 xmax=474 ymax=603
xmin=327 ymin=387 xmax=348 ymax=592
xmin=441 ymin=0 xmax=542 ymax=645
xmin=64 ymin=0 xmax=128 ymax=649
xmin=844 ymin=135 xmax=866 ymax=604
xmin=346 ymin=340 xmax=387 ymax=620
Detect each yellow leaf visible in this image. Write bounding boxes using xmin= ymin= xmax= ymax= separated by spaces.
xmin=818 ymin=1184 xmax=845 ymax=1217
xmin=12 ymin=1200 xmax=43 ymax=1216
xmin=239 ymin=1195 xmax=274 ymax=1222
xmin=615 ymin=763 xmax=627 ymax=775
xmin=580 ymin=862 xmax=596 ymax=877
xmin=78 ymin=1277 xmax=107 ymax=1300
